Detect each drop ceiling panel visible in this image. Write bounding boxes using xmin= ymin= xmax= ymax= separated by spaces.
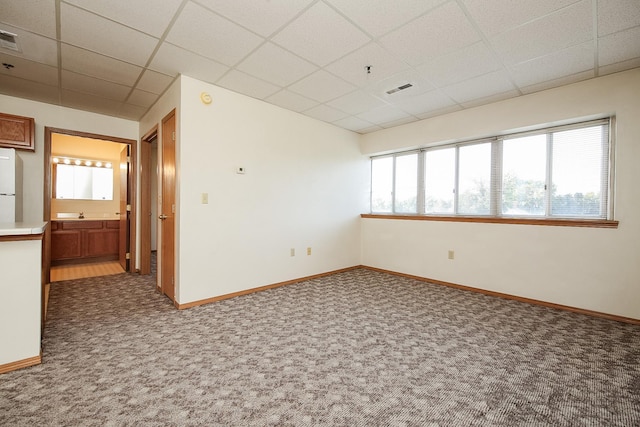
xmin=63 ymin=0 xmax=184 ymax=38
xmin=0 ymin=54 xmax=58 ymax=86
xmin=149 ymin=42 xmax=229 ymax=83
xmin=597 ymin=0 xmax=640 ymax=36
xmin=265 ymin=90 xmax=318 ymax=112
xmin=196 ymin=0 xmax=315 ymax=38
xmin=443 ymin=70 xmax=516 ymax=104
xmin=598 ymin=26 xmax=640 ymax=66
xmin=0 ymin=74 xmax=60 ymax=104
xmin=118 ymin=103 xmax=148 ymax=120
xmin=510 ymin=42 xmax=594 ymax=88
xmin=519 ymin=70 xmax=594 ymax=95
xmin=61 ymin=89 xmax=124 ymax=116
xmin=379 ymin=1 xmax=481 ymax=67
xmin=327 ymin=90 xmax=387 ymax=116
xmin=489 ymin=0 xmax=592 ymax=66
xmin=0 ymin=24 xmax=58 ymax=66
xmin=127 ymin=89 xmax=159 ymax=108
xmin=60 ymin=3 xmax=158 ymax=67
xmin=303 ymin=104 xmax=349 ymax=123
xmin=393 ymin=89 xmax=457 ymax=116
xmin=136 ymin=70 xmax=175 ymax=95
xmin=417 ymin=41 xmax=501 ymax=87
xmin=463 ymin=0 xmax=579 ymax=37
xmin=0 ymin=0 xmax=57 ymax=38
xmin=370 ymin=69 xmax=435 ymax=102
xmin=166 ymin=1 xmax=264 ymax=66
xmin=237 ymin=42 xmax=317 ymax=87
xmin=325 ymin=42 xmax=409 ymax=87
xmin=288 ymin=70 xmax=356 ymax=103
xmin=599 ymin=57 xmax=640 ymax=76
xmin=61 ymin=44 xmax=143 ymax=86
xmin=272 ymin=2 xmax=370 ymax=66
xmin=61 ymin=70 xmax=131 ymax=101
xmin=326 ymin=0 xmax=447 ymax=38
xmin=216 ymin=70 xmax=280 ymax=100
xmin=332 ymin=116 xmax=376 ymax=132
xmin=356 ymin=104 xmax=411 ymax=125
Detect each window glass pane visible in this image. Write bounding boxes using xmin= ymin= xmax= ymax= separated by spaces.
xmin=395 ymin=153 xmax=418 ymax=213
xmin=551 ymin=125 xmax=606 ymax=217
xmin=502 ymin=135 xmax=546 ymax=216
xmin=458 ymin=143 xmax=491 ymax=215
xmin=371 ymin=157 xmax=393 ymax=212
xmin=425 ymin=148 xmax=455 ymax=214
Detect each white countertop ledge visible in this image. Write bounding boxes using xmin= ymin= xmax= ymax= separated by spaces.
xmin=0 ymin=222 xmax=48 ymax=236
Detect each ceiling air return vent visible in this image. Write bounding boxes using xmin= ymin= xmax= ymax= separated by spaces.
xmin=386 ymin=83 xmax=413 ymax=95
xmin=0 ymin=30 xmax=20 ymax=52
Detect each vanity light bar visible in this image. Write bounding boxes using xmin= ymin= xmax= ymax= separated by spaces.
xmin=52 ymin=157 xmax=112 ymax=168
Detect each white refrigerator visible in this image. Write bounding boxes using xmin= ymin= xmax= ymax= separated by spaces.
xmin=0 ymin=147 xmax=23 ymax=222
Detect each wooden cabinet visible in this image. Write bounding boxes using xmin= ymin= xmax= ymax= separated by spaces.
xmin=0 ymin=112 xmax=35 ymax=151
xmin=51 ymin=220 xmax=119 ymax=265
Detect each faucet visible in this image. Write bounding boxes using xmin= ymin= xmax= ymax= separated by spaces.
xmin=78 ymin=212 xmax=84 ymax=219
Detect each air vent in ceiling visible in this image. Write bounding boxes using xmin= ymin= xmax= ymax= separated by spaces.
xmin=0 ymin=30 xmax=20 ymax=52
xmin=386 ymin=83 xmax=413 ymax=95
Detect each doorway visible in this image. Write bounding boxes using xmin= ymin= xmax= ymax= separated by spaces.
xmin=43 ymin=127 xmax=137 ymax=284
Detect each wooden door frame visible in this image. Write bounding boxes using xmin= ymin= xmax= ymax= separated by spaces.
xmin=140 ymin=125 xmax=157 ymax=276
xmin=160 ymin=109 xmax=176 ymax=302
xmin=43 ymin=127 xmax=137 ymax=282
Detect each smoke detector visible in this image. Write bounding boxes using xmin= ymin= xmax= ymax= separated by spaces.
xmin=386 ymin=83 xmax=413 ymax=95
xmin=0 ymin=30 xmax=20 ymax=52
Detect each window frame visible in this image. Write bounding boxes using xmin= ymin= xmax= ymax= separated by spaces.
xmin=369 ymin=118 xmax=616 ymax=226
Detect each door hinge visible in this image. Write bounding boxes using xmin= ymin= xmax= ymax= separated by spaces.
xmin=172 ymin=131 xmax=175 ymax=141
xmin=125 ymin=252 xmax=131 ymax=260
xmin=126 ymin=204 xmax=131 ymax=212
xmin=126 ymin=156 xmax=131 ymax=163
xmin=171 ymin=277 xmax=174 ymax=285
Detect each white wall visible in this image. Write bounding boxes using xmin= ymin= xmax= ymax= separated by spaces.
xmin=176 ymin=75 xmax=367 ymax=304
xmin=360 ymin=69 xmax=640 ymax=320
xmin=0 ymin=95 xmax=138 ymax=222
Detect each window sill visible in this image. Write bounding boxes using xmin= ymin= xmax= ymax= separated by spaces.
xmin=360 ymin=214 xmax=619 ymax=229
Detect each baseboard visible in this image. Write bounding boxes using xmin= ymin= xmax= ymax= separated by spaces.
xmin=361 ymin=265 xmax=640 ymax=325
xmin=176 ymin=266 xmax=361 ymax=310
xmin=0 ymin=355 xmax=41 ymax=375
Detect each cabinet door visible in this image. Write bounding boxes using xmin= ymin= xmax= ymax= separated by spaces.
xmin=51 ymin=230 xmax=82 ymax=260
xmin=86 ymin=229 xmax=119 ymax=257
xmin=0 ymin=113 xmax=35 ymax=151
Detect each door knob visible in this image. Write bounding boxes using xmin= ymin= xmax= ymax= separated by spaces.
xmin=159 ymin=214 xmax=168 ymax=220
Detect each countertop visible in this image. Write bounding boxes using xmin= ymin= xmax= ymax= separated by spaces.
xmin=0 ymin=222 xmax=48 ymax=236
xmin=51 ymin=218 xmax=120 ymax=221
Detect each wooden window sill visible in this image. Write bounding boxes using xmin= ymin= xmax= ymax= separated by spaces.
xmin=360 ymin=214 xmax=619 ymax=229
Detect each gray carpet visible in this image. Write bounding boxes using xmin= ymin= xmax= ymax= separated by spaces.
xmin=1 ymin=268 xmax=639 ymax=426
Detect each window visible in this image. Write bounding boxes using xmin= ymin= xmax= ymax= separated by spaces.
xmin=370 ymin=118 xmax=612 ymax=220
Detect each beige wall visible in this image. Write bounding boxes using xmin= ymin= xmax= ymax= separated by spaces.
xmin=360 ymin=69 xmax=640 ymax=319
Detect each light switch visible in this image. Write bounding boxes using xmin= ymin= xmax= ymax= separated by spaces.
xmin=201 ymin=193 xmax=208 ymax=204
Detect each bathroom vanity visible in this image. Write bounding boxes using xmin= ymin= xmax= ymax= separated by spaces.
xmin=50 ymin=219 xmax=119 ymax=265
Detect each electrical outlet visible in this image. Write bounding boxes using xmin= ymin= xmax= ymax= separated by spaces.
xmin=307 ymin=247 xmax=311 ymax=256
xmin=290 ymin=248 xmax=295 ymax=257
xmin=448 ymin=250 xmax=454 ymax=260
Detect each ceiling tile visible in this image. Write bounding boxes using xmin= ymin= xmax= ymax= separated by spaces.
xmin=0 ymin=73 xmax=60 ymax=104
xmin=511 ymin=42 xmax=594 ymax=88
xmin=0 ymin=0 xmax=57 ymax=38
xmin=332 ymin=116 xmax=376 ymax=132
xmin=598 ymin=57 xmax=640 ymax=77
xmin=61 ymin=70 xmax=131 ymax=101
xmin=265 ymin=89 xmax=318 ymax=112
xmin=415 ymin=104 xmax=462 ymax=120
xmin=460 ymin=89 xmax=520 ymax=109
xmin=60 ymin=3 xmax=158 ymax=67
xmin=61 ymin=89 xmax=124 ymax=116
xmin=61 ymin=44 xmax=143 ymax=86
xmin=0 ymin=23 xmax=58 ymax=66
xmin=325 ymin=42 xmax=409 ymax=87
xmin=272 ymin=2 xmax=370 ymax=66
xmin=597 ymin=0 xmax=640 ymax=36
xmin=393 ymin=89 xmax=457 ymax=116
xmin=416 ymin=42 xmax=501 ymax=87
xmin=136 ymin=70 xmax=175 ymax=95
xmin=149 ymin=43 xmax=229 ymax=83
xmin=359 ymin=124 xmax=384 ymax=133
xmin=327 ymin=90 xmax=387 ymax=115
xmin=303 ymin=104 xmax=349 ymax=123
xmin=463 ymin=0 xmax=579 ymax=37
xmin=196 ymin=0 xmax=315 ymax=37
xmin=519 ymin=70 xmax=594 ymax=95
xmin=0 ymin=53 xmax=58 ymax=86
xmin=489 ymin=0 xmax=592 ymax=66
xmin=368 ymin=69 xmax=434 ymax=102
xmin=166 ymin=1 xmax=264 ymax=66
xmin=236 ymin=42 xmax=317 ymax=87
xmin=288 ymin=70 xmax=356 ymax=103
xmin=442 ymin=70 xmax=516 ymax=104
xmin=380 ymin=116 xmax=418 ymax=128
xmin=216 ymin=70 xmax=280 ymax=100
xmin=126 ymin=89 xmax=159 ymax=108
xmin=356 ymin=104 xmax=411 ymax=125
xmin=326 ymin=0 xmax=447 ymax=38
xmin=118 ymin=103 xmax=147 ymax=120
xmin=64 ymin=0 xmax=183 ymax=38
xmin=379 ymin=1 xmax=481 ymax=67
xmin=598 ymin=25 xmax=640 ymax=66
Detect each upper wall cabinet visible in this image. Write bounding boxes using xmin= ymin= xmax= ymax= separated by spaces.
xmin=0 ymin=112 xmax=35 ymax=152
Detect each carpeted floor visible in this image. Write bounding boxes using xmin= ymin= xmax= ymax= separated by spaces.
xmin=1 ymin=268 xmax=639 ymax=426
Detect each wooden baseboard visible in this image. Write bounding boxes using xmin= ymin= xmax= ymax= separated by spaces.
xmin=176 ymin=266 xmax=361 ymax=310
xmin=361 ymin=265 xmax=640 ymax=325
xmin=0 ymin=355 xmax=41 ymax=375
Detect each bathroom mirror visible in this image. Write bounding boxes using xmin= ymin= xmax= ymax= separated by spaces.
xmin=54 ymin=163 xmax=114 ymax=200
